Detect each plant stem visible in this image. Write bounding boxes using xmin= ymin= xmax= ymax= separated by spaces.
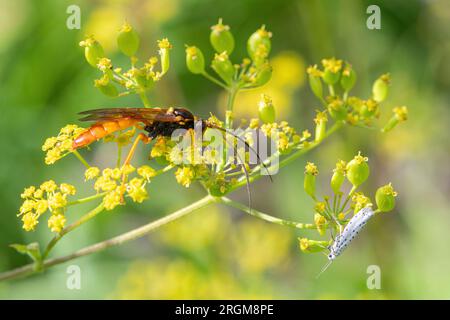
xmin=42 ymin=203 xmax=105 ymax=260
xmin=67 ymin=193 xmax=107 ymax=206
xmin=0 ymin=195 xmax=214 ymax=282
xmin=225 ymin=86 xmax=238 ymax=129
xmin=139 ymin=91 xmax=151 ymax=107
xmin=220 ymin=197 xmax=315 ymax=229
xmin=201 ymin=72 xmax=229 ymax=90
xmin=72 ymin=150 xmax=90 ymax=168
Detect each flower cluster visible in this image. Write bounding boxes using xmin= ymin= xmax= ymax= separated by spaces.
xmin=80 ymin=22 xmax=172 ymax=99
xmin=19 ymin=180 xmax=76 ymax=233
xmin=186 ymin=19 xmax=273 ymax=90
xmin=299 ymin=152 xmax=398 ymax=253
xmin=85 ymin=165 xmax=154 ymax=210
xmin=42 ymin=125 xmax=85 ymax=165
xmin=307 ymin=59 xmax=409 ymax=131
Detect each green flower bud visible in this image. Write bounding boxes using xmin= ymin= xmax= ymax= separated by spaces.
xmin=340 ymin=64 xmax=356 ymax=92
xmin=117 ymin=22 xmax=140 ymax=57
xmin=314 ymin=111 xmax=328 ymax=142
xmin=304 ymin=162 xmax=318 ymax=199
xmin=247 ymin=25 xmax=272 ymax=61
xmin=210 ymin=18 xmax=235 ymax=54
xmin=252 ymin=62 xmax=272 ymax=87
xmin=382 ymin=106 xmax=408 ymax=133
xmin=258 ymin=94 xmax=276 ymax=123
xmin=94 ymin=75 xmax=118 ymax=97
xmin=327 ymin=96 xmax=347 ymax=120
xmin=211 ymin=52 xmax=234 ymax=85
xmin=375 ymin=183 xmax=397 ymax=212
xmin=299 ymin=238 xmax=329 ymax=253
xmin=359 ymin=99 xmax=378 ymax=118
xmin=372 ymin=73 xmax=390 ymax=102
xmin=330 ymin=160 xmax=346 ymax=194
xmin=185 ymin=46 xmax=205 ymax=74
xmin=157 ymin=38 xmax=172 ymax=75
xmin=307 ymin=65 xmax=324 ymax=99
xmin=346 ymin=152 xmax=370 ymax=187
xmin=321 ymin=58 xmax=343 ymax=85
xmin=208 ymin=183 xmax=229 ymax=197
xmin=79 ymin=36 xmax=105 ymax=68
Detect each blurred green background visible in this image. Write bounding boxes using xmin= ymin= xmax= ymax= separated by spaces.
xmin=0 ymin=0 xmax=449 ymax=299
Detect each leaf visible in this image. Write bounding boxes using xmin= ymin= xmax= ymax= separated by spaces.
xmin=10 ymin=242 xmax=42 ymax=270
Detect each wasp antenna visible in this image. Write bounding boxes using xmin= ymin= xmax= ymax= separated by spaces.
xmin=222 ymin=135 xmax=252 ymax=214
xmin=316 ymin=260 xmax=333 ymax=279
xmin=207 ymin=123 xmax=273 ymax=182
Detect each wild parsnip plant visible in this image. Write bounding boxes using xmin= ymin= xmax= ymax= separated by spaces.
xmin=0 ymin=19 xmax=408 ymax=281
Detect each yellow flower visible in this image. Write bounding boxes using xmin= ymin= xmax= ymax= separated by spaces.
xmin=48 ymin=192 xmax=67 ymax=210
xmin=127 ymin=178 xmax=148 ymax=203
xmin=122 ymin=164 xmax=136 ymax=175
xmin=151 ymin=137 xmax=170 ymax=158
xmin=393 ymin=106 xmax=408 ymax=121
xmin=301 ymin=130 xmax=311 ymax=140
xmin=35 ymin=200 xmax=48 ymax=215
xmin=60 ymin=183 xmax=76 ymax=195
xmin=33 ymin=189 xmax=44 ymax=199
xmin=137 ymin=165 xmax=157 ymax=181
xmin=48 ymin=214 xmax=66 ymax=233
xmin=352 ymin=151 xmax=368 ymax=164
xmin=304 ymin=162 xmax=319 ymax=175
xmin=97 ymin=57 xmax=112 ymax=72
xmin=157 ymin=38 xmax=172 ymax=49
xmin=103 ymin=190 xmax=122 ymax=211
xmin=321 ymin=57 xmax=343 ymax=73
xmin=40 ymin=180 xmax=58 ymax=193
xmin=85 ymin=167 xmax=100 ymax=180
xmin=45 ymin=147 xmax=62 ymax=165
xmin=42 ymin=137 xmax=58 ymax=151
xmin=21 ymin=186 xmax=36 ymax=199
xmin=175 ymin=167 xmax=195 ymax=188
xmin=277 ymin=132 xmax=290 ymax=152
xmin=249 ymin=118 xmax=259 ymax=129
xmin=306 ymin=64 xmax=323 ymax=77
xmin=22 ymin=212 xmax=39 ymax=232
xmin=314 ymin=202 xmax=326 ymax=214
xmin=94 ymin=176 xmax=117 ymax=192
xmin=314 ymin=110 xmax=328 ymax=124
xmin=19 ymin=199 xmax=35 ymax=215
xmin=333 ymin=160 xmax=347 ymax=174
xmin=352 ymin=192 xmax=372 ymax=213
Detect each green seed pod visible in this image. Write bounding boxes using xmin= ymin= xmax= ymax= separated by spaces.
xmin=346 ymin=152 xmax=370 ymax=187
xmin=208 ymin=183 xmax=229 ymax=197
xmin=298 ymin=238 xmax=329 ymax=253
xmin=330 ymin=160 xmax=346 ymax=193
xmin=94 ymin=75 xmax=118 ymax=97
xmin=185 ymin=46 xmax=205 ymax=74
xmin=375 ymin=183 xmax=397 ymax=212
xmin=372 ymin=73 xmax=390 ymax=102
xmin=80 ymin=37 xmax=105 ymax=68
xmin=210 ymin=18 xmax=235 ymax=54
xmin=247 ymin=25 xmax=272 ymax=61
xmin=158 ymin=38 xmax=172 ymax=75
xmin=321 ymin=58 xmax=343 ymax=85
xmin=309 ymin=75 xmax=323 ymax=100
xmin=252 ymin=62 xmax=272 ymax=87
xmin=117 ymin=23 xmax=140 ymax=57
xmin=304 ymin=162 xmax=318 ymax=199
xmin=314 ymin=111 xmax=328 ymax=142
xmin=340 ymin=64 xmax=356 ymax=92
xmin=211 ymin=52 xmax=234 ymax=85
xmin=258 ymin=94 xmax=276 ymax=123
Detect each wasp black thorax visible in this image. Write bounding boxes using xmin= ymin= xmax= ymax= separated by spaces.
xmin=144 ymin=108 xmax=205 ymax=139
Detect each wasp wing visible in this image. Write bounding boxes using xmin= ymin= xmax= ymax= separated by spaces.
xmin=78 ymin=107 xmax=182 ymax=123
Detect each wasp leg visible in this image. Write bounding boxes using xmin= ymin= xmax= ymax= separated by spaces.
xmin=119 ymin=133 xmax=152 ymax=203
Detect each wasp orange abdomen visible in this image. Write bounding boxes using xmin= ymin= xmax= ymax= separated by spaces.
xmin=72 ymin=118 xmax=138 ymax=149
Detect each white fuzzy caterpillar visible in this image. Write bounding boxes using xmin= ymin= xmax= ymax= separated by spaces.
xmin=317 ymin=206 xmax=375 ymax=277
